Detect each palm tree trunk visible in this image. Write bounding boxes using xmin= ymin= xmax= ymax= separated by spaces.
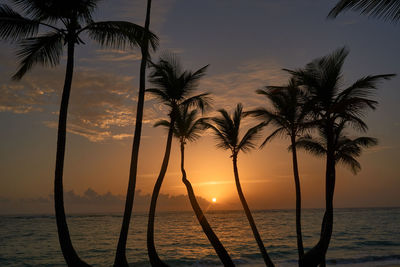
xmin=180 ymin=142 xmax=235 ymax=267
xmin=232 ymin=155 xmax=274 ymax=267
xmin=302 ymin=126 xmax=336 ymax=267
xmin=54 ymin=40 xmax=90 ymax=267
xmin=290 ymin=136 xmax=304 ymax=265
xmin=147 ymin=123 xmax=174 ymax=267
xmin=114 ymin=1 xmax=152 ymax=266
xmin=319 ymin=147 xmax=335 ymax=264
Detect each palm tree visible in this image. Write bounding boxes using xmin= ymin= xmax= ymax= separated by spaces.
xmin=146 ymin=54 xmax=211 ymax=267
xmin=154 ymin=106 xmax=235 ymax=266
xmin=328 ymin=0 xmax=400 ymax=22
xmin=114 ymin=0 xmax=155 ymax=266
xmin=286 ymin=47 xmax=394 ymax=266
xmin=246 ymin=78 xmax=311 ymax=265
xmin=204 ymin=103 xmax=274 ymax=267
xmin=296 ymin=120 xmax=378 ymax=267
xmin=0 ymin=1 xmax=157 ymax=266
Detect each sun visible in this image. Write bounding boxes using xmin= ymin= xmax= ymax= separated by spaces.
xmin=212 ymin=197 xmax=217 ymax=203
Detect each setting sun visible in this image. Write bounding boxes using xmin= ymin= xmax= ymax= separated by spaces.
xmin=212 ymin=198 xmax=217 ymax=203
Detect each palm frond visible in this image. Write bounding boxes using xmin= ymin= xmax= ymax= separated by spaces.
xmin=185 ymin=116 xmax=206 ymax=142
xmin=146 ymin=88 xmax=171 ymax=103
xmin=13 ymin=31 xmax=64 ymax=80
xmin=352 ymin=136 xmax=378 ymax=147
xmin=243 ymin=107 xmax=274 ymax=121
xmin=180 ymin=93 xmax=212 ymax=113
xmin=203 ymin=122 xmax=232 ymax=151
xmin=295 ymin=136 xmax=326 ymax=156
xmin=173 ymin=106 xmax=204 ymax=142
xmin=233 ymin=103 xmax=243 ymax=134
xmin=85 ymin=21 xmax=159 ymax=50
xmin=343 ymin=114 xmax=368 ymax=132
xmin=328 ymin=0 xmax=400 ymax=22
xmin=336 ymin=153 xmax=361 ymax=174
xmin=181 ymin=64 xmax=209 ymax=96
xmin=13 ymin=0 xmax=100 ymax=23
xmin=213 ymin=108 xmax=238 ymax=147
xmin=154 ymin=119 xmax=170 ymax=129
xmin=0 ymin=4 xmax=40 ymax=41
xmin=238 ymin=122 xmax=266 ymax=153
xmin=260 ymin=126 xmax=287 ymax=148
xmin=338 ymin=74 xmax=395 ymax=100
xmin=148 ymin=55 xmax=208 ymax=111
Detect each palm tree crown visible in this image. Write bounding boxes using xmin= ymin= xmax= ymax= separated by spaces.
xmin=247 ymin=78 xmax=310 ymax=146
xmin=205 ymin=103 xmax=264 ymax=157
xmin=0 ymin=0 xmax=158 ymax=80
xmin=148 ymin=54 xmax=211 ymax=118
xmin=285 ymin=47 xmax=394 ymax=129
xmin=296 ymin=120 xmax=378 ymax=174
xmin=155 ymin=106 xmax=205 ymax=144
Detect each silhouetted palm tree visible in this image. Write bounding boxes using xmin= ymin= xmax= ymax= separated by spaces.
xmin=204 ymin=103 xmax=274 ymax=267
xmin=155 ymin=106 xmax=235 ymax=266
xmin=114 ymin=1 xmax=155 ymax=266
xmin=286 ymin=47 xmax=394 ymax=266
xmin=328 ymin=0 xmax=400 ymax=22
xmin=0 ymin=1 xmax=158 ymax=266
xmin=246 ymin=78 xmax=311 ymax=265
xmin=147 ymin=55 xmax=211 ymax=267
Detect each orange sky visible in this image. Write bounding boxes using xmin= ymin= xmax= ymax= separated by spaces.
xmin=0 ymin=0 xmax=399 ymax=213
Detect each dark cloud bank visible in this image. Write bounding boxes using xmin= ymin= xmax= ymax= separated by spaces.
xmin=0 ymin=189 xmax=219 ymax=215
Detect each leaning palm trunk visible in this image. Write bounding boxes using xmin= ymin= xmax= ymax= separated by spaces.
xmin=114 ymin=1 xmax=152 ymax=266
xmin=232 ymin=155 xmax=274 ymax=267
xmin=54 ymin=41 xmax=90 ymax=267
xmin=180 ymin=142 xmax=235 ymax=266
xmin=147 ymin=124 xmax=174 ymax=267
xmin=290 ymin=136 xmax=304 ymax=265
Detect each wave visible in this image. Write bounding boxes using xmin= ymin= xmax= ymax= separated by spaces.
xmin=326 ymin=255 xmax=400 ymax=265
xmin=125 ymin=255 xmax=400 ymax=267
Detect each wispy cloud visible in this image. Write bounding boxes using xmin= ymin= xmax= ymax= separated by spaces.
xmin=203 ymin=60 xmax=288 ymax=111
xmin=0 ymin=61 xmax=164 ymax=142
xmin=0 ymin=78 xmax=55 ymax=114
xmin=0 ymin=46 xmax=289 ymax=143
xmin=79 ymin=49 xmax=142 ymax=63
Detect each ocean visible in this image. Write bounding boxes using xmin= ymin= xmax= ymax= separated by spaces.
xmin=0 ymin=208 xmax=399 ymax=266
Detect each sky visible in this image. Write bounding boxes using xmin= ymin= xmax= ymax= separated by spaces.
xmin=0 ymin=0 xmax=399 ymax=214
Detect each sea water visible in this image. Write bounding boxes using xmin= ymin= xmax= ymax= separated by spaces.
xmin=0 ymin=208 xmax=399 ymax=266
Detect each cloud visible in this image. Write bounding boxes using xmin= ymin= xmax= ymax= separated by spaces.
xmin=0 ymin=59 xmax=163 ymax=142
xmin=0 ymin=47 xmax=288 ymax=143
xmin=0 ymin=76 xmax=55 ymax=114
xmin=0 ymin=188 xmax=212 ymax=214
xmin=203 ymin=60 xmax=288 ymax=112
xmin=79 ymin=49 xmax=142 ymax=63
